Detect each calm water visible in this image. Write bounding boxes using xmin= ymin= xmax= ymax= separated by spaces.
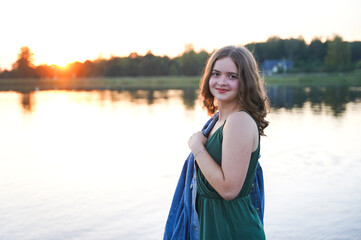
xmin=0 ymin=85 xmax=361 ymax=240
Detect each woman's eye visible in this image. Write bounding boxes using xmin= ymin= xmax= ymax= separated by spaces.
xmin=229 ymin=74 xmax=238 ymax=79
xmin=211 ymin=72 xmax=219 ymax=77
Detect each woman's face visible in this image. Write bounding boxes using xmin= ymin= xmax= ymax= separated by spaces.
xmin=209 ymin=57 xmax=240 ymax=104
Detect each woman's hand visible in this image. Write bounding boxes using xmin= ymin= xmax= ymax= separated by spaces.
xmin=188 ymin=131 xmax=207 ymax=154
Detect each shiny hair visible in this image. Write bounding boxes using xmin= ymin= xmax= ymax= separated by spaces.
xmin=199 ymin=45 xmax=269 ymax=135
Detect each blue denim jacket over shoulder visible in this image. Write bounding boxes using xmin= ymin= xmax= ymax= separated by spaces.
xmin=163 ymin=113 xmax=264 ymax=240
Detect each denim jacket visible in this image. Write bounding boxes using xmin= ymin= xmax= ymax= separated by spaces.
xmin=163 ymin=113 xmax=264 ymax=240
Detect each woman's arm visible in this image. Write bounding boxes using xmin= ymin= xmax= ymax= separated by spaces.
xmin=189 ymin=111 xmax=258 ymax=201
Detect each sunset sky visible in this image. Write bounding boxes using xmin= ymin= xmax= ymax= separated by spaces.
xmin=1 ymin=0 xmax=361 ymax=70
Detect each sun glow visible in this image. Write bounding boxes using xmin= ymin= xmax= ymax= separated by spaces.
xmin=34 ymin=46 xmax=101 ymax=68
xmin=1 ymin=0 xmax=360 ymax=70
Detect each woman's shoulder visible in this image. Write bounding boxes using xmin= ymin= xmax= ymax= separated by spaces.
xmin=227 ymin=110 xmax=255 ymax=124
xmin=223 ymin=111 xmax=259 ymax=148
xmin=224 ymin=111 xmax=257 ymax=134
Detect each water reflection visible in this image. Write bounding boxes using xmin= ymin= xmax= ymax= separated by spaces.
xmin=15 ymin=85 xmax=361 ymax=116
xmin=268 ymin=85 xmax=361 ymax=116
xmin=181 ymin=87 xmax=197 ymax=109
xmin=1 ymin=86 xmax=361 ymax=240
xmin=20 ymin=91 xmax=35 ymax=112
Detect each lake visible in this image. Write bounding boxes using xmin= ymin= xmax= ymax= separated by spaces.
xmin=0 ymin=84 xmax=361 ymax=240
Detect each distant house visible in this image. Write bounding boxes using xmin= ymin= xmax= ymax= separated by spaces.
xmin=261 ymin=59 xmax=293 ymax=76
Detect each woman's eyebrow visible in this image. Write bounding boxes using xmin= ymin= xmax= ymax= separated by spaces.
xmin=212 ymin=69 xmax=238 ymax=75
xmin=212 ymin=69 xmax=237 ymax=75
xmin=227 ymin=72 xmax=238 ymax=75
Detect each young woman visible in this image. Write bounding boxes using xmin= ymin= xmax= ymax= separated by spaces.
xmin=188 ymin=46 xmax=269 ymax=239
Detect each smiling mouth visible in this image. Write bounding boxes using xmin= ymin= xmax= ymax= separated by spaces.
xmin=216 ymin=88 xmax=229 ymax=93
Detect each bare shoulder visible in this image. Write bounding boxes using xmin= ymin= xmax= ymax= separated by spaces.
xmin=223 ymin=111 xmax=258 ymax=151
xmin=224 ymin=111 xmax=257 ymax=132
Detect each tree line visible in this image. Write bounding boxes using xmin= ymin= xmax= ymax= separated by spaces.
xmin=1 ymin=35 xmax=361 ymax=79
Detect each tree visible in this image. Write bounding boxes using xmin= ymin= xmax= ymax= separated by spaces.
xmin=246 ymin=42 xmax=266 ymax=64
xmin=139 ymin=51 xmax=159 ymax=76
xmin=307 ymin=38 xmax=327 ymax=62
xmin=350 ymin=41 xmax=361 ymax=62
xmin=177 ymin=44 xmax=209 ymax=76
xmin=197 ymin=50 xmax=210 ymax=74
xmin=302 ymin=37 xmax=328 ymax=72
xmin=35 ymin=64 xmax=52 ymax=78
xmin=12 ymin=46 xmax=36 ymax=77
xmin=324 ymin=35 xmax=351 ymax=71
xmin=178 ymin=45 xmax=199 ymax=75
xmin=265 ymin=36 xmax=284 ymax=59
xmin=283 ymin=38 xmax=300 ymax=61
xmin=280 ymin=37 xmax=307 ymax=63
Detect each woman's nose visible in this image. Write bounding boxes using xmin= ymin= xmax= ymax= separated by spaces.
xmin=218 ymin=74 xmax=227 ymax=85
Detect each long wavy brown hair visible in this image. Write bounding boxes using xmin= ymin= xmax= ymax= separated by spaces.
xmin=200 ymin=45 xmax=269 ymax=135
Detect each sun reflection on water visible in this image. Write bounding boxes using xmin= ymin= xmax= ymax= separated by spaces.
xmin=0 ymin=86 xmax=360 ymax=240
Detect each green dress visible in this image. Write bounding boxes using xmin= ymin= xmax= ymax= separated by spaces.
xmin=196 ymin=111 xmax=265 ymax=240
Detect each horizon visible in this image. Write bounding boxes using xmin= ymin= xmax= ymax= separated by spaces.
xmin=1 ymin=34 xmax=359 ymax=71
xmin=1 ymin=0 xmax=361 ymax=70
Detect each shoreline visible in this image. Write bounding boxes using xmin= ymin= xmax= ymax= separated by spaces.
xmin=1 ymin=71 xmax=361 ymax=92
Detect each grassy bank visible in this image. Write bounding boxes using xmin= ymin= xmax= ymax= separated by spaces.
xmin=264 ymin=70 xmax=361 ymax=86
xmin=1 ymin=71 xmax=361 ymax=92
xmin=0 ymin=76 xmax=201 ymax=92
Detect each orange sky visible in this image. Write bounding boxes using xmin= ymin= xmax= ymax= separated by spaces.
xmin=1 ymin=0 xmax=361 ymax=70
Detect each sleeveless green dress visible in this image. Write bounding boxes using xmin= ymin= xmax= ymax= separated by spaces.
xmin=196 ymin=111 xmax=265 ymax=240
